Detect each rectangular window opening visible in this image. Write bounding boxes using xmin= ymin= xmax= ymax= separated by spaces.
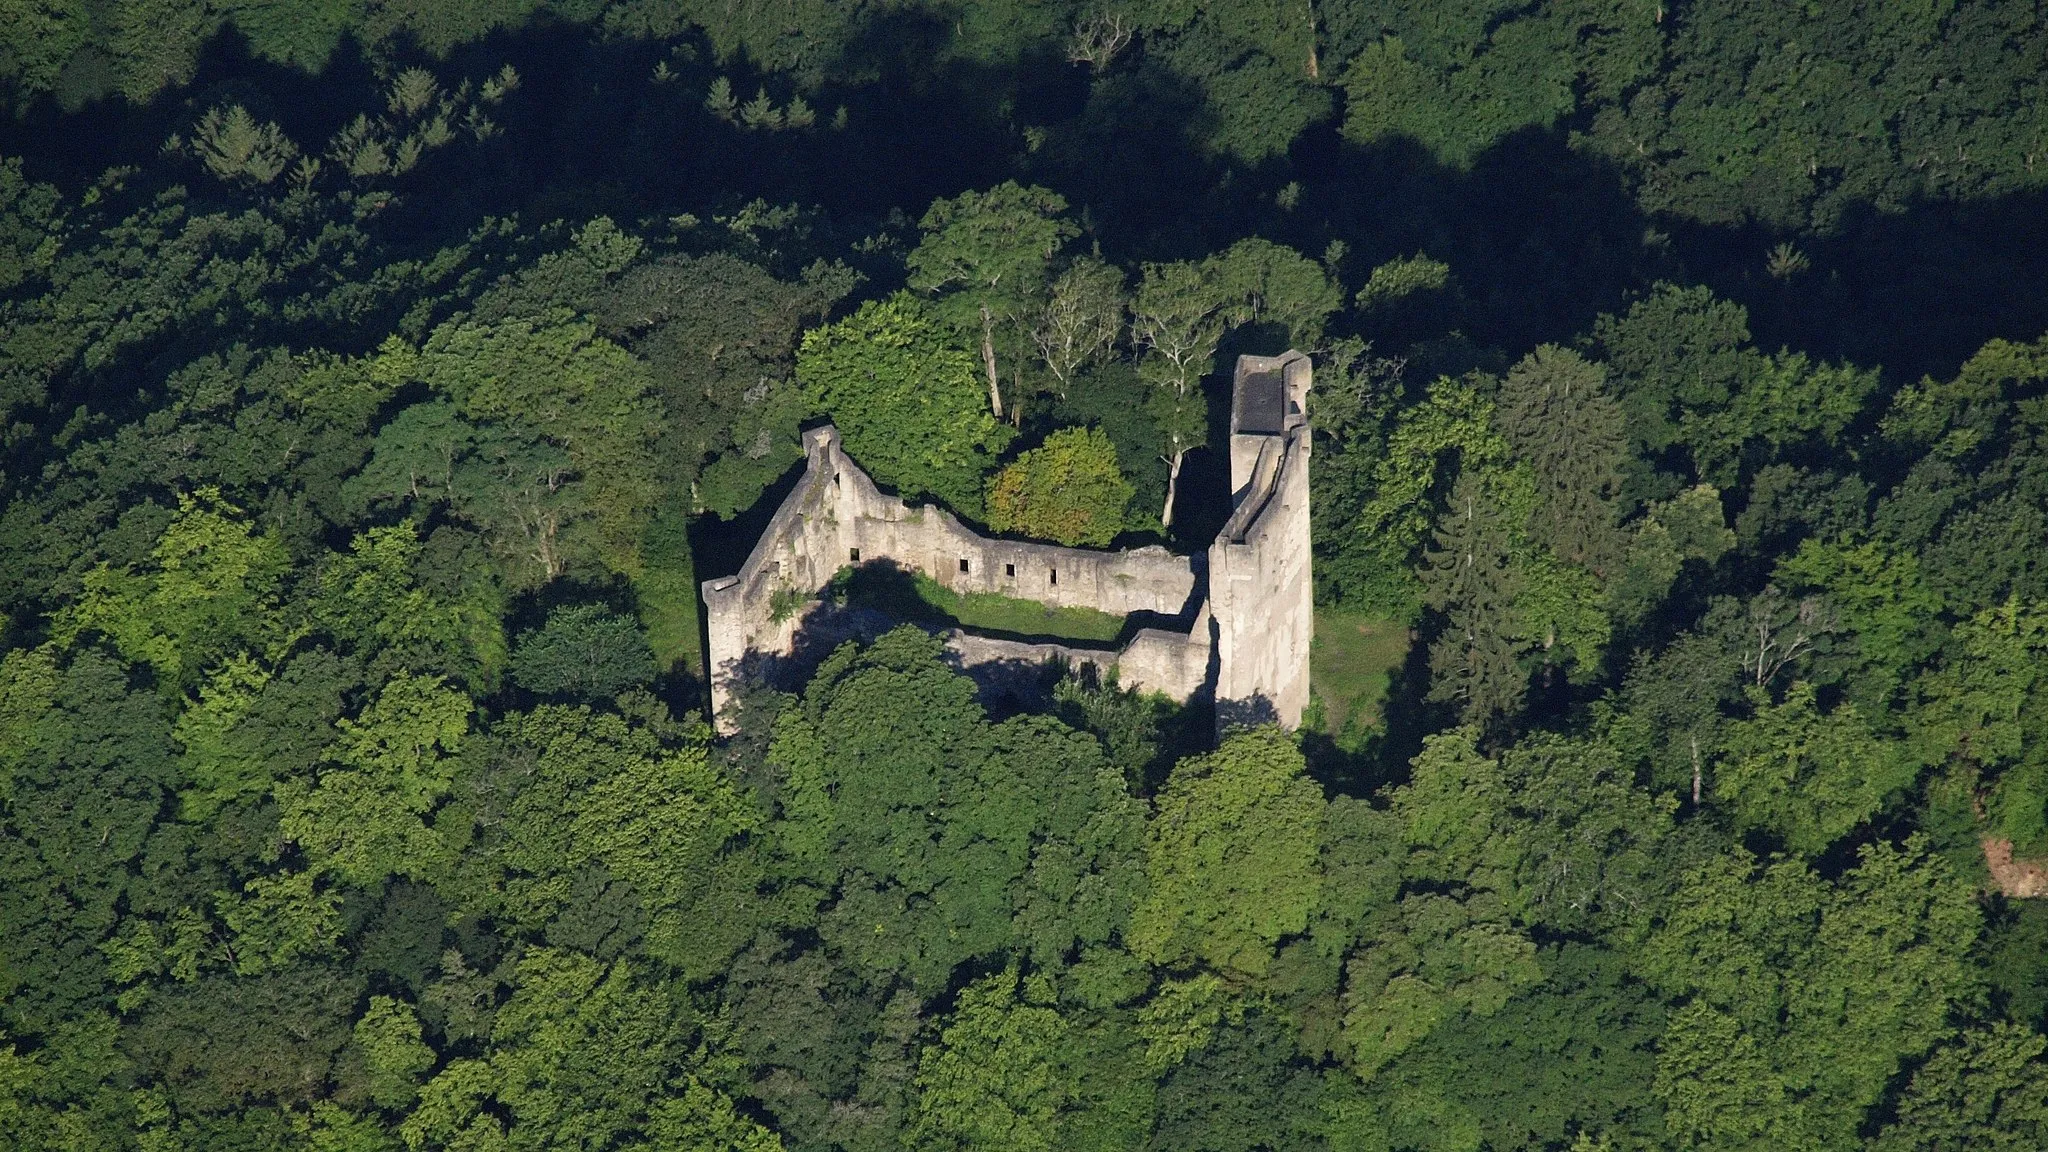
xmin=849 ymin=548 xmax=860 ymax=563
xmin=1004 ymin=563 xmax=1015 ymax=578
xmin=959 ymin=558 xmax=970 ymax=573
xmin=1049 ymin=568 xmax=1058 ymax=586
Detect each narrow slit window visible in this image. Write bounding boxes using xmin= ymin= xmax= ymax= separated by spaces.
xmin=1004 ymin=563 xmax=1015 ymax=578
xmin=1049 ymin=568 xmax=1058 ymax=586
xmin=849 ymin=548 xmax=860 ymax=563
xmin=959 ymin=558 xmax=970 ymax=573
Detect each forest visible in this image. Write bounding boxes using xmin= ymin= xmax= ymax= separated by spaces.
xmin=5 ymin=1 xmax=2048 ymax=1149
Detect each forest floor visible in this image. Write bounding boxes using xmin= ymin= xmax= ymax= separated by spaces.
xmin=1311 ymin=609 xmax=1410 ymax=748
xmin=1983 ymin=838 xmax=2048 ymax=898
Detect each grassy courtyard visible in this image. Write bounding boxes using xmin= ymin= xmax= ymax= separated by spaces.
xmin=833 ymin=565 xmax=1126 ymax=644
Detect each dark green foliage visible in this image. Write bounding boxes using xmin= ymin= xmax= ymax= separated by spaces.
xmin=3 ymin=10 xmax=2048 ymax=1151
xmin=509 ymin=605 xmax=656 ymax=699
xmin=1150 ymin=1011 xmax=1323 ymax=1152
xmin=769 ymin=627 xmax=1145 ymax=985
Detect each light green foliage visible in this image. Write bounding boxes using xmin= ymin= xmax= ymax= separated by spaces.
xmin=280 ymin=672 xmax=470 ymax=886
xmin=1355 ymin=253 xmax=1452 ymax=311
xmin=1135 ymin=972 xmax=1240 ymax=1073
xmin=312 ymin=524 xmax=499 ymax=688
xmin=986 ymin=426 xmax=1134 ymax=547
xmin=1207 ymin=238 xmax=1343 ymax=347
xmin=797 ymin=294 xmax=1015 ymax=517
xmin=911 ymin=969 xmax=1074 ymax=1152
xmin=406 ymin=948 xmax=771 ymax=1152
xmin=1776 ymin=537 xmax=1945 ymax=702
xmin=646 ymin=1078 xmax=786 ymax=1152
xmin=1131 ymin=259 xmax=1229 ymax=401
xmin=1129 ymin=727 xmax=1324 ymax=978
xmin=1908 ymin=600 xmax=2048 ymax=852
xmin=61 ymin=487 xmax=289 ymax=685
xmin=1683 ymin=352 xmax=1883 ymax=486
xmin=1641 ymin=841 xmax=1980 ymax=1150
xmin=354 ymin=996 xmax=436 ymax=1110
xmin=1512 ymin=550 xmax=1612 ymax=670
xmin=217 ymin=869 xmax=343 ymax=975
xmin=1719 ymin=683 xmax=1919 ymax=855
xmin=172 ymin=653 xmax=285 ymax=817
xmin=1329 ymin=731 xmax=1580 ymax=1081
xmin=1314 ymin=728 xmax=1675 ymax=1098
xmin=1392 ymin=729 xmax=1680 ymax=934
xmin=486 ymin=704 xmax=760 ymax=977
xmin=299 ymin=1102 xmax=403 ymax=1152
xmin=1340 ymin=890 xmax=1540 ymax=1080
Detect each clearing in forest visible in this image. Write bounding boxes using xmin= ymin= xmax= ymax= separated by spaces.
xmin=1311 ymin=608 xmax=1409 ymax=746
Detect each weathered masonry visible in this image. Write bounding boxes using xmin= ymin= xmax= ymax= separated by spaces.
xmin=701 ymin=350 xmax=1315 ymax=735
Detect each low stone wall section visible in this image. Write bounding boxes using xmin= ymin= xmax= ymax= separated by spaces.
xmin=703 ymin=426 xmax=1206 ymax=726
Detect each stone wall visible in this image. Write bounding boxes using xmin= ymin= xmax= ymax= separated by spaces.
xmin=701 ymin=352 xmax=1314 ymax=738
xmin=701 ymin=426 xmax=1208 ymax=728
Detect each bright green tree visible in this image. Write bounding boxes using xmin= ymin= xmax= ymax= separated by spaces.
xmin=797 ymin=294 xmax=1014 ymax=517
xmin=1718 ymin=682 xmax=1920 ymax=856
xmin=1129 ymin=727 xmax=1324 ymax=978
xmin=986 ymin=427 xmax=1134 ymax=547
xmin=353 ymin=996 xmax=435 ymax=1110
xmin=59 ymin=487 xmax=289 ymax=687
xmin=278 ymin=672 xmax=471 ymax=887
xmin=910 ymin=969 xmax=1074 ymax=1152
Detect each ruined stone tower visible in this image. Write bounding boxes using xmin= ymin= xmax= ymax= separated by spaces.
xmin=1208 ymin=350 xmax=1315 ymax=730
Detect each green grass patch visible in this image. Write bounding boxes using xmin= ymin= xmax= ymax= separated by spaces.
xmin=1311 ymin=608 xmax=1410 ymax=748
xmin=636 ymin=508 xmax=702 ymax=677
xmin=834 ymin=565 xmax=1125 ymax=644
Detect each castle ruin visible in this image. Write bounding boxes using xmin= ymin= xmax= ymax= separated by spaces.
xmin=700 ymin=351 xmax=1314 ymax=735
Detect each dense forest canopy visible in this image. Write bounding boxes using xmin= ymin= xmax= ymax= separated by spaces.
xmin=6 ymin=1 xmax=2048 ymax=1150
